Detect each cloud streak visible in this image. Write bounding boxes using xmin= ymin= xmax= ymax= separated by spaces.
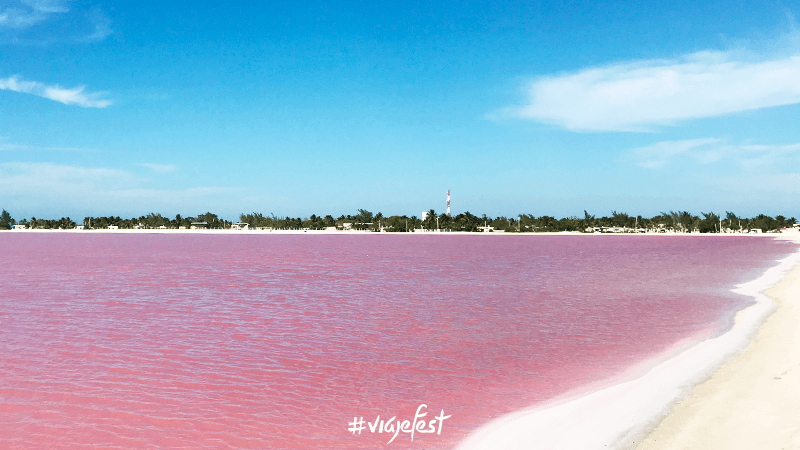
xmin=0 ymin=0 xmax=68 ymax=30
xmin=79 ymin=8 xmax=112 ymax=42
xmin=0 ymin=75 xmax=111 ymax=108
xmin=0 ymin=162 xmax=139 ymax=193
xmin=513 ymin=50 xmax=800 ymax=132
xmin=138 ymin=163 xmax=176 ymax=173
xmin=0 ymin=162 xmax=243 ymax=217
xmin=630 ymin=138 xmax=800 ymax=169
xmin=0 ymin=142 xmax=97 ymax=152
xmin=1 ymin=1 xmax=113 ymax=43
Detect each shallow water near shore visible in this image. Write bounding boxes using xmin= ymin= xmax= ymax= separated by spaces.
xmin=0 ymin=234 xmax=795 ymax=449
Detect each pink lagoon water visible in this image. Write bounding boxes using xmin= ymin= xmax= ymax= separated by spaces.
xmin=0 ymin=234 xmax=796 ymax=449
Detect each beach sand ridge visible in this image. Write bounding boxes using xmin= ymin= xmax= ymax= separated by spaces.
xmin=635 ymin=245 xmax=800 ymax=450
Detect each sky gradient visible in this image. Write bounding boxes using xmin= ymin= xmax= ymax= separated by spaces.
xmin=2 ymin=1 xmax=800 ymax=220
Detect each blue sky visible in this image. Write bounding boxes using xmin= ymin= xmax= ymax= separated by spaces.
xmin=2 ymin=1 xmax=800 ymax=220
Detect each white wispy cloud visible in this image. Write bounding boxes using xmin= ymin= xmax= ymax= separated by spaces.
xmin=712 ymin=173 xmax=800 ymax=201
xmin=0 ymin=162 xmax=138 ymax=189
xmin=0 ymin=142 xmax=26 ymax=151
xmin=79 ymin=8 xmax=112 ymax=43
xmin=138 ymin=163 xmax=176 ymax=173
xmin=736 ymin=143 xmax=800 ymax=169
xmin=0 ymin=0 xmax=68 ymax=30
xmin=1 ymin=1 xmax=113 ymax=44
xmin=630 ymin=138 xmax=724 ymax=169
xmin=0 ymin=75 xmax=111 ymax=108
xmin=0 ymin=161 xmax=243 ymax=216
xmin=0 ymin=142 xmax=96 ymax=152
xmin=512 ymin=50 xmax=800 ymax=132
xmin=630 ymin=138 xmax=800 ymax=169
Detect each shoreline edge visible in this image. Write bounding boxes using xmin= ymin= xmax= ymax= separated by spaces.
xmin=634 ymin=236 xmax=800 ymax=449
xmin=455 ymin=236 xmax=800 ymax=450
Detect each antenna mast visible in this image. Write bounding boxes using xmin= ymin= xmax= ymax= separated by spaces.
xmin=447 ymin=189 xmax=450 ymax=217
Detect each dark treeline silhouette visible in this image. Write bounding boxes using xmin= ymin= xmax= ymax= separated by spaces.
xmin=241 ymin=209 xmax=795 ymax=233
xmin=1 ymin=209 xmax=796 ymax=233
xmin=2 ymin=210 xmax=78 ymax=230
xmin=80 ymin=212 xmax=230 ymax=230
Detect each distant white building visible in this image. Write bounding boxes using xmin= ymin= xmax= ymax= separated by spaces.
xmin=421 ymin=212 xmax=428 ymax=221
xmin=107 ymin=225 xmax=119 ymax=230
xmin=231 ymin=223 xmax=250 ymax=230
xmin=12 ymin=224 xmax=26 ymax=230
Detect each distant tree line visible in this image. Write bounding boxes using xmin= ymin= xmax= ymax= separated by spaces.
xmin=79 ymin=212 xmax=231 ymax=229
xmin=0 ymin=211 xmax=229 ymax=230
xmin=0 ymin=208 xmax=796 ymax=233
xmin=518 ymin=211 xmax=797 ymax=233
xmin=238 ymin=209 xmax=419 ymax=231
xmin=241 ymin=209 xmax=796 ymax=233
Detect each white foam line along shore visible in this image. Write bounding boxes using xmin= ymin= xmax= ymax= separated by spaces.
xmin=454 ymin=236 xmax=800 ymax=450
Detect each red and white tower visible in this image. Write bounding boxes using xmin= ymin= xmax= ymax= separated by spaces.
xmin=447 ymin=190 xmax=451 ymax=217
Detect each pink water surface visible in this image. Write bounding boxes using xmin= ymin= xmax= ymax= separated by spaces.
xmin=0 ymin=234 xmax=795 ymax=449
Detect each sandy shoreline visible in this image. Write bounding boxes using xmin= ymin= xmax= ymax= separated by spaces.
xmin=455 ymin=237 xmax=800 ymax=450
xmin=634 ymin=238 xmax=800 ymax=450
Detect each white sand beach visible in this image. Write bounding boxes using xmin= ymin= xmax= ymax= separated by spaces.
xmin=634 ymin=239 xmax=800 ymax=450
xmin=455 ymin=237 xmax=800 ymax=450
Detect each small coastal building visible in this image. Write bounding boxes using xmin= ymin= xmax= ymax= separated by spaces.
xmin=190 ymin=222 xmax=208 ymax=229
xmin=107 ymin=225 xmax=119 ymax=230
xmin=12 ymin=224 xmax=27 ymax=230
xmin=231 ymin=223 xmax=250 ymax=230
